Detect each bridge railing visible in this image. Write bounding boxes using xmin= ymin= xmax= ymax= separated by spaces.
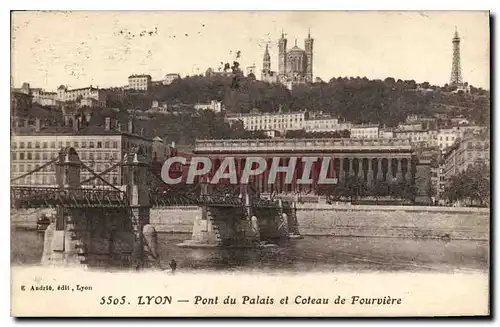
xmin=11 ymin=186 xmax=127 ymax=209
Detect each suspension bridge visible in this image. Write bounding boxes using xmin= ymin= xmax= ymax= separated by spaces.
xmin=10 ymin=146 xmax=300 ymax=270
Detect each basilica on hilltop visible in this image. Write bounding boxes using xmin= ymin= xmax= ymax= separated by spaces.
xmin=261 ymin=30 xmax=314 ymax=89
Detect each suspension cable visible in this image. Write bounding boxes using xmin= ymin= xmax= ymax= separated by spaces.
xmin=80 ymin=162 xmax=122 ymax=192
xmin=80 ymin=160 xmax=123 ymax=185
xmin=11 ymin=158 xmax=58 ymax=182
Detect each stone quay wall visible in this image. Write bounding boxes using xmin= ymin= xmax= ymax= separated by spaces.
xmin=13 ymin=205 xmax=490 ymax=241
xmin=295 ymin=204 xmax=489 ymax=241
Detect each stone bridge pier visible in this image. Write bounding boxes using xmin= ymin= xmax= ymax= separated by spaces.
xmin=178 ymin=182 xmax=302 ymax=248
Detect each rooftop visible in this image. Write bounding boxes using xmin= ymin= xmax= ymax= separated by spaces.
xmin=12 ymin=116 xmax=153 ymax=142
xmin=129 ymin=74 xmax=152 ymax=79
xmin=194 ymin=138 xmax=414 ymax=154
xmin=351 ymin=124 xmax=380 ymax=129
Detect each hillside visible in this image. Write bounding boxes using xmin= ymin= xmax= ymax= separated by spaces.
xmin=13 ymin=74 xmax=490 ymax=147
xmin=151 ymin=75 xmax=490 ymax=127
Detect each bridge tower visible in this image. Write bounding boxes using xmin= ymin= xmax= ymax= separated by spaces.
xmin=122 ymin=147 xmax=150 ymax=233
xmin=42 ymin=147 xmax=82 ymax=266
xmin=121 ymin=147 xmax=153 ymax=268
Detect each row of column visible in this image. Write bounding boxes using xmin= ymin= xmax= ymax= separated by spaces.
xmin=207 ymin=157 xmax=414 ymax=195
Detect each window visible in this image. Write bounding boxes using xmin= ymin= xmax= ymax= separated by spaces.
xmin=12 ymin=141 xmax=17 ymax=149
xmin=96 ymin=152 xmax=102 ymax=160
xmin=104 ymin=141 xmax=110 ymax=148
xmin=81 ymin=141 xmax=87 ymax=148
xmin=58 ymin=141 xmax=63 ymax=148
xmin=89 ymin=141 xmax=95 ymax=148
xmin=81 ymin=152 xmax=87 ymax=160
xmin=19 ymin=153 xmax=25 ymax=160
xmin=89 ymin=153 xmax=94 ymax=160
xmin=20 ymin=142 xmax=25 ymax=149
xmin=73 ymin=141 xmax=79 ymax=148
xmin=42 ymin=153 xmax=48 ymax=160
xmin=35 ymin=141 xmax=40 ymax=149
xmin=35 ymin=153 xmax=40 ymax=160
xmin=113 ymin=176 xmax=118 ymax=185
xmin=19 ymin=164 xmax=24 ymax=172
xmin=11 ymin=152 xmax=16 ymax=160
xmin=27 ymin=142 xmax=32 ymax=149
xmin=65 ymin=141 xmax=70 ymax=147
xmin=27 ymin=153 xmax=32 ymax=160
xmin=50 ymin=142 xmax=55 ymax=148
xmin=43 ymin=142 xmax=48 ymax=149
xmin=97 ymin=141 xmax=102 ymax=148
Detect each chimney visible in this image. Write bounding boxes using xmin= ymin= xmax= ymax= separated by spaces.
xmin=117 ymin=123 xmax=122 ymax=132
xmin=23 ymin=119 xmax=28 ymax=129
xmin=64 ymin=115 xmax=70 ymax=126
xmin=105 ymin=117 xmax=111 ymax=131
xmin=140 ymin=128 xmax=144 ymax=136
xmin=35 ymin=118 xmax=41 ymax=132
xmin=128 ymin=118 xmax=134 ymax=134
xmin=171 ymin=141 xmax=176 ymax=148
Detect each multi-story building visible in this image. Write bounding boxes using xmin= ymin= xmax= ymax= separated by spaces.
xmin=303 ymin=117 xmax=352 ymax=133
xmin=442 ymin=133 xmax=490 ymax=181
xmin=163 ymin=73 xmax=180 ymax=85
xmin=80 ymin=98 xmax=98 ymax=108
xmin=398 ymin=122 xmax=425 ymax=131
xmin=11 ymin=117 xmax=153 ymax=188
xmin=57 ymin=85 xmax=107 ymax=107
xmin=430 ymin=160 xmax=446 ymax=205
xmin=193 ymin=137 xmax=430 ymax=201
xmin=12 ymin=83 xmax=58 ymax=106
xmin=128 ymin=74 xmax=152 ymax=91
xmin=393 ymin=129 xmax=438 ymax=148
xmin=194 ymin=100 xmax=224 ymax=113
xmin=30 ymin=88 xmax=57 ymax=106
xmin=379 ymin=129 xmax=394 ymax=139
xmin=437 ymin=127 xmax=463 ymax=150
xmin=405 ymin=114 xmax=438 ymax=130
xmin=225 ymin=111 xmax=308 ymax=133
xmin=350 ymin=124 xmax=380 ymax=139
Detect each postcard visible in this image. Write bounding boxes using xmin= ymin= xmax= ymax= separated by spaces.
xmin=10 ymin=10 xmax=490 ymax=317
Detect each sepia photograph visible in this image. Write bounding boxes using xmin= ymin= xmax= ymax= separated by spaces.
xmin=9 ymin=10 xmax=491 ymax=317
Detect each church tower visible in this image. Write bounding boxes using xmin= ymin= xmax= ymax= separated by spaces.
xmin=261 ymin=44 xmax=271 ymax=80
xmin=278 ymin=30 xmax=287 ymax=81
xmin=304 ymin=29 xmax=314 ymax=83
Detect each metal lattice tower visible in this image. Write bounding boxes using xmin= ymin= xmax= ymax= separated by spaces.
xmin=450 ymin=26 xmax=463 ymax=87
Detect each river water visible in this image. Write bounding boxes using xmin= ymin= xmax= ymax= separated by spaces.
xmin=11 ymin=229 xmax=488 ymax=273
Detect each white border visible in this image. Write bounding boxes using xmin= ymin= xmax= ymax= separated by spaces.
xmin=2 ymin=2 xmax=498 ymax=326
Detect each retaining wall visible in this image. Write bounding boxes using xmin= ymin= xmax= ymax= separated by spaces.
xmin=13 ymin=204 xmax=490 ymax=241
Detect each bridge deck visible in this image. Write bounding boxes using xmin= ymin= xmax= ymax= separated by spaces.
xmin=11 ymin=187 xmax=129 ymax=209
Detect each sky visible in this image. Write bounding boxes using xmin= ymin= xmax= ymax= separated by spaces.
xmin=11 ymin=11 xmax=490 ymax=91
